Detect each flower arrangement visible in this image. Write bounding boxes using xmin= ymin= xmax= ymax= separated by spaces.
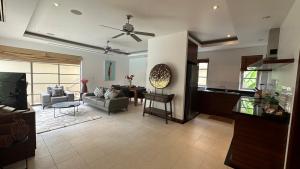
xmin=125 ymin=75 xmax=134 ymax=86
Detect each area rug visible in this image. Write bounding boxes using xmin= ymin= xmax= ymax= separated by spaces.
xmin=34 ymin=105 xmax=103 ymax=134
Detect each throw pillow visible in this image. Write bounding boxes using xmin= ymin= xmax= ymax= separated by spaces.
xmin=52 ymin=88 xmax=64 ymax=97
xmin=47 ymin=87 xmax=53 ymax=95
xmin=104 ymin=89 xmax=111 ymax=99
xmin=117 ymin=90 xmax=125 ymax=97
xmin=94 ymin=87 xmax=104 ymax=97
xmin=110 ymin=89 xmax=120 ymax=99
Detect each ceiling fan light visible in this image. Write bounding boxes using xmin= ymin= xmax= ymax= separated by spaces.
xmin=213 ymin=5 xmax=219 ymax=10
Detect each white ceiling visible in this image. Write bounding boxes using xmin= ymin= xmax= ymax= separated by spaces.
xmin=0 ymin=0 xmax=296 ymax=54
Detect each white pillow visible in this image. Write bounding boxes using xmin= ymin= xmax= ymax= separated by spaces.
xmin=109 ymin=89 xmax=119 ymax=99
xmin=104 ymin=89 xmax=111 ymax=99
xmin=104 ymin=89 xmax=119 ymax=99
xmin=94 ymin=87 xmax=103 ymax=97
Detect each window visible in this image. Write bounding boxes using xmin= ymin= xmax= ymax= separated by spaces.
xmin=240 ymin=71 xmax=259 ymax=90
xmin=240 ymin=98 xmax=254 ymax=115
xmin=0 ymin=60 xmax=32 ymax=105
xmin=0 ymin=60 xmax=81 ymax=105
xmin=32 ymin=63 xmax=81 ymax=104
xmin=198 ymin=62 xmax=209 ymax=87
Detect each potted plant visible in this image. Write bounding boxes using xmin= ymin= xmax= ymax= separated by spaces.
xmin=125 ymin=75 xmax=134 ymax=87
xmin=81 ymin=79 xmax=88 ymax=93
xmin=264 ymin=92 xmax=280 ymax=110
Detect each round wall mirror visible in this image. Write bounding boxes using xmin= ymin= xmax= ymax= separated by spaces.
xmin=149 ymin=64 xmax=172 ymax=89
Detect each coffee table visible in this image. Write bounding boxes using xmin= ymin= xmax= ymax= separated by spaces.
xmin=52 ymin=101 xmax=80 ymax=118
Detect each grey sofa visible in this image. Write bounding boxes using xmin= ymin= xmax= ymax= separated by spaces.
xmin=82 ymin=93 xmax=129 ymax=115
xmin=41 ymin=91 xmax=74 ymax=109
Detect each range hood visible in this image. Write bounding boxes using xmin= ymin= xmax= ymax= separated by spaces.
xmin=248 ymin=28 xmax=294 ymax=71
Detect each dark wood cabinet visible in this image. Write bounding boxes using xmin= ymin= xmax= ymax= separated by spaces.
xmin=226 ymin=97 xmax=290 ymax=169
xmin=196 ymin=91 xmax=240 ymax=119
xmin=228 ymin=114 xmax=289 ymax=169
xmin=0 ymin=107 xmax=36 ymax=166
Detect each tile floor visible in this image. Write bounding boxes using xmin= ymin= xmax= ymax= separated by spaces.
xmin=5 ymin=104 xmax=234 ymax=169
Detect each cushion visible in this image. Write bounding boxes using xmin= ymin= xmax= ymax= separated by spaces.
xmin=104 ymin=89 xmax=112 ymax=100
xmin=52 ymin=88 xmax=64 ymax=97
xmin=104 ymin=89 xmax=119 ymax=100
xmin=47 ymin=87 xmax=53 ymax=95
xmin=51 ymin=96 xmax=68 ymax=103
xmin=94 ymin=87 xmax=101 ymax=97
xmin=110 ymin=90 xmax=120 ymax=99
xmin=94 ymin=87 xmax=105 ymax=97
xmin=117 ymin=90 xmax=125 ymax=98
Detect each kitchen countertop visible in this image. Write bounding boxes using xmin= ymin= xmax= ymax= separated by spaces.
xmin=198 ymin=89 xmax=240 ymax=95
xmin=198 ymin=88 xmax=255 ymax=96
xmin=232 ymin=96 xmax=290 ymax=123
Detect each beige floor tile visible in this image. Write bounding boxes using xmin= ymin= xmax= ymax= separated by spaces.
xmin=27 ymin=155 xmax=56 ymax=169
xmin=56 ymin=156 xmax=88 ymax=169
xmin=8 ymin=104 xmax=234 ymax=169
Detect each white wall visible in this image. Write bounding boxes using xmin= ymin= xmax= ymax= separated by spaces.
xmin=129 ymin=56 xmax=147 ymax=87
xmin=0 ymin=37 xmax=129 ymax=91
xmin=198 ymin=46 xmax=267 ymax=90
xmin=269 ymin=1 xmax=300 ymax=167
xmin=271 ymin=0 xmax=300 ymax=105
xmin=147 ymin=31 xmax=188 ymax=120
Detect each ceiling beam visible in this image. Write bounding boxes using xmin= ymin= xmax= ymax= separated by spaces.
xmin=188 ymin=31 xmax=238 ymax=46
xmin=201 ymin=36 xmax=238 ymax=45
xmin=23 ymin=31 xmax=130 ymax=55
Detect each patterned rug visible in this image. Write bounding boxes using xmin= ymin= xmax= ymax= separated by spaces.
xmin=34 ymin=104 xmax=103 ymax=134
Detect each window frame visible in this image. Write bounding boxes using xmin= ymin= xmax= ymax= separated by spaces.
xmin=197 ymin=59 xmax=209 ymax=88
xmin=240 ymin=70 xmax=260 ymax=90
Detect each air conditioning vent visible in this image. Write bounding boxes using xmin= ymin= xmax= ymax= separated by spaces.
xmin=0 ymin=0 xmax=4 ymax=22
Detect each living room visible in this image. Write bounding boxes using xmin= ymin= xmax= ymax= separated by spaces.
xmin=1 ymin=0 xmax=300 ymax=169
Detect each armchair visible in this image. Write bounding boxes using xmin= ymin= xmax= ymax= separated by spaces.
xmin=41 ymin=90 xmax=74 ymax=109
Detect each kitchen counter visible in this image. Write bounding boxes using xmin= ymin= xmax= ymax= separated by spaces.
xmin=232 ymin=96 xmax=290 ymax=123
xmin=198 ymin=88 xmax=255 ymax=97
xmin=195 ymin=89 xmax=241 ymax=119
xmin=225 ymin=96 xmax=290 ymax=169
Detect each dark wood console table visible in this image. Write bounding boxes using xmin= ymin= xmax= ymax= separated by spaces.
xmin=143 ymin=93 xmax=174 ymax=124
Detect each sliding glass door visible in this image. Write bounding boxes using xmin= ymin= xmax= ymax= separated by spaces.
xmin=0 ymin=60 xmax=81 ymax=105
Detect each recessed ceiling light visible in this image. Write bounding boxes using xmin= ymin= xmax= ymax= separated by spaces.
xmin=213 ymin=5 xmax=219 ymax=10
xmin=227 ymin=34 xmax=231 ymax=38
xmin=70 ymin=9 xmax=82 ymax=15
xmin=262 ymin=16 xmax=271 ymax=20
xmin=53 ymin=2 xmax=60 ymax=7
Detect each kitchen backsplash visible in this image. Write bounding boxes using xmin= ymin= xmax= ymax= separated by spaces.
xmin=274 ymin=81 xmax=294 ymax=113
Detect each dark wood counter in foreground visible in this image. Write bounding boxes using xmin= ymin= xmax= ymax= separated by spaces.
xmin=225 ymin=97 xmax=290 ymax=169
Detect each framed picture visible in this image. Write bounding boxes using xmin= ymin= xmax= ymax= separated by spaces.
xmin=105 ymin=60 xmax=116 ymax=81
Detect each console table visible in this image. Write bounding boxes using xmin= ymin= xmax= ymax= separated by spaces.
xmin=143 ymin=93 xmax=174 ymax=124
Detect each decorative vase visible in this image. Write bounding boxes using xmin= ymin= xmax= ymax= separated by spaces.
xmin=81 ymin=83 xmax=88 ymax=93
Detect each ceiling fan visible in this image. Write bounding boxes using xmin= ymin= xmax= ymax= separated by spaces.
xmin=103 ymin=40 xmax=121 ymax=54
xmin=99 ymin=15 xmax=155 ymax=42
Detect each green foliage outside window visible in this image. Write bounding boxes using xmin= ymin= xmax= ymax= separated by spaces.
xmin=242 ymin=71 xmax=258 ymax=90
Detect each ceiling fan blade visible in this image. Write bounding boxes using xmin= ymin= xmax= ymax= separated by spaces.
xmin=99 ymin=25 xmax=123 ymax=31
xmin=134 ymin=31 xmax=155 ymax=37
xmin=130 ymin=34 xmax=142 ymax=42
xmin=112 ymin=33 xmax=125 ymax=39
